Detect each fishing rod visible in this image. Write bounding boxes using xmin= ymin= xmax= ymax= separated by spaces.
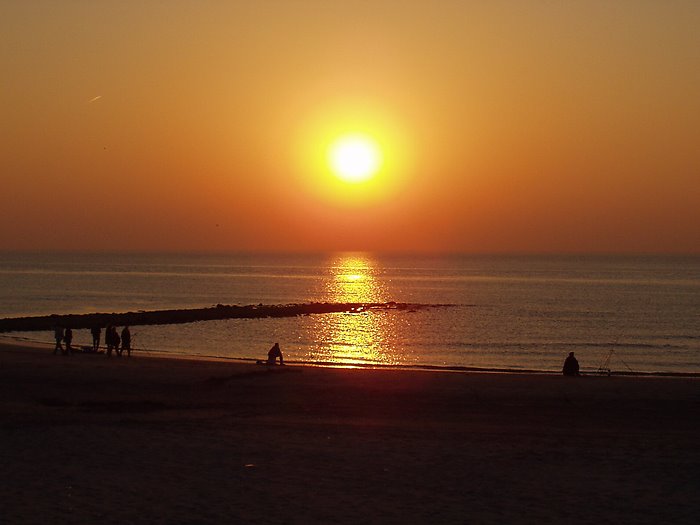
xmin=597 ymin=336 xmax=635 ymax=375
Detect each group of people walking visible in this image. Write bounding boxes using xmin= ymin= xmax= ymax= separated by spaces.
xmin=53 ymin=326 xmax=74 ymax=355
xmin=53 ymin=325 xmax=132 ymax=357
xmin=101 ymin=325 xmax=132 ymax=357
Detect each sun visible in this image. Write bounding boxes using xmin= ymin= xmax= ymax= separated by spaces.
xmin=328 ymin=134 xmax=382 ymax=183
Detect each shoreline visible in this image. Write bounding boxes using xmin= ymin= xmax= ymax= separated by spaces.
xmin=2 ymin=338 xmax=699 ymax=524
xmin=3 ymin=335 xmax=698 ymax=379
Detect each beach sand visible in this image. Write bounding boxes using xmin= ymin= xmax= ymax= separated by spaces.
xmin=1 ymin=341 xmax=698 ymax=524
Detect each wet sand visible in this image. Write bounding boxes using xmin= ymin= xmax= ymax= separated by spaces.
xmin=1 ymin=341 xmax=699 ymax=524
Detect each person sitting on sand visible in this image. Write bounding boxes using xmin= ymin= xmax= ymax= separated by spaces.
xmin=266 ymin=342 xmax=284 ymax=365
xmin=562 ymin=351 xmax=580 ymax=376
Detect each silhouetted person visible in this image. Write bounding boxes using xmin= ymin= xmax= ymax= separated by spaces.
xmin=64 ymin=327 xmax=73 ymax=355
xmin=267 ymin=342 xmax=284 ymax=365
xmin=562 ymin=351 xmax=580 ymax=376
xmin=120 ymin=326 xmax=131 ymax=357
xmin=91 ymin=326 xmax=101 ymax=352
xmin=105 ymin=325 xmax=115 ymax=357
xmin=53 ymin=326 xmax=64 ymax=355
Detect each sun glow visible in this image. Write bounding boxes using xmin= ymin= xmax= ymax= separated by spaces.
xmin=328 ymin=134 xmax=382 ymax=183
xmin=305 ymin=254 xmax=405 ymax=366
xmin=292 ymin=103 xmax=414 ymax=207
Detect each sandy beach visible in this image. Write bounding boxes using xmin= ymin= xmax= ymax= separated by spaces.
xmin=1 ymin=341 xmax=698 ymax=524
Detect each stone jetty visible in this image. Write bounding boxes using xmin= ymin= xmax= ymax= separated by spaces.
xmin=0 ymin=302 xmax=449 ymax=332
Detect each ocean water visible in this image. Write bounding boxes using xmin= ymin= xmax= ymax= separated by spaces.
xmin=1 ymin=252 xmax=699 ymax=374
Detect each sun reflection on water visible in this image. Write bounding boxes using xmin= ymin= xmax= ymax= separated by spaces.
xmin=327 ymin=254 xmax=387 ymax=303
xmin=305 ymin=254 xmax=403 ymax=366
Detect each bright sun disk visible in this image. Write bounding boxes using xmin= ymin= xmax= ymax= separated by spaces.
xmin=328 ymin=135 xmax=381 ymax=183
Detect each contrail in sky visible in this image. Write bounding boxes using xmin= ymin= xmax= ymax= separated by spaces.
xmin=88 ymin=95 xmax=102 ymax=103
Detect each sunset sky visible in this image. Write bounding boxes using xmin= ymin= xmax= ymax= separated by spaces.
xmin=2 ymin=1 xmax=698 ymax=253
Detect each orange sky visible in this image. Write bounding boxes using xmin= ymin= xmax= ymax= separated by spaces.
xmin=2 ymin=1 xmax=698 ymax=253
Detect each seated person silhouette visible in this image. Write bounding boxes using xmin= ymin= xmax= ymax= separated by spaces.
xmin=562 ymin=351 xmax=580 ymax=376
xmin=259 ymin=342 xmax=284 ymax=365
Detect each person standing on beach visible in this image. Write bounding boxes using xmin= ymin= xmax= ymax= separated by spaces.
xmin=267 ymin=342 xmax=284 ymax=365
xmin=53 ymin=326 xmax=64 ymax=355
xmin=562 ymin=352 xmax=580 ymax=376
xmin=120 ymin=326 xmax=131 ymax=357
xmin=63 ymin=327 xmax=73 ymax=355
xmin=91 ymin=325 xmax=101 ymax=352
xmin=105 ymin=325 xmax=114 ymax=357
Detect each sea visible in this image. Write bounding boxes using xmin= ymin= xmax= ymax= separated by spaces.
xmin=0 ymin=252 xmax=698 ymax=375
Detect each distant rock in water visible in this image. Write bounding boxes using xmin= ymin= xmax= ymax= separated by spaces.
xmin=0 ymin=302 xmax=454 ymax=332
